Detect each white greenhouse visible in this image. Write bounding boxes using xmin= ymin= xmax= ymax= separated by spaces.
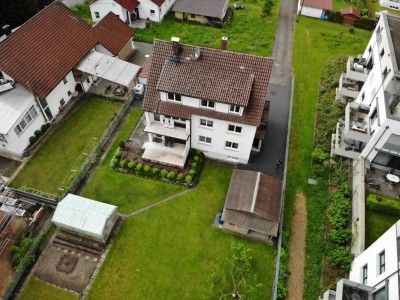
xmin=52 ymin=194 xmax=118 ymax=243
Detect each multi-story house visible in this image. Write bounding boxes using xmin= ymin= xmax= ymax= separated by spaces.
xmin=321 ymin=220 xmax=400 ymax=300
xmin=332 ymin=12 xmax=400 ymax=172
xmin=380 ymin=0 xmax=400 ymax=11
xmin=141 ymin=37 xmax=273 ymax=167
xmin=89 ymin=0 xmax=175 ymax=25
xmin=0 ymin=2 xmax=137 ymax=159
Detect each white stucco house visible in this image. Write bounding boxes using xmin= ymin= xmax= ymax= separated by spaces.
xmin=297 ymin=0 xmax=332 ymax=19
xmin=332 ymin=12 xmax=400 ymax=173
xmin=89 ymin=0 xmax=175 ymax=25
xmin=141 ymin=37 xmax=273 ymax=167
xmin=0 ymin=2 xmax=138 ymax=159
xmin=379 ymin=0 xmax=400 ymax=11
xmin=321 ymin=220 xmax=400 ymax=300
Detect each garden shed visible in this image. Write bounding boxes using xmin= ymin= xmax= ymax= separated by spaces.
xmin=52 ymin=194 xmax=118 ymax=243
xmin=340 ymin=7 xmax=361 ymax=26
xmin=222 ymin=170 xmax=282 ymax=243
xmin=298 ymin=0 xmax=332 ymax=19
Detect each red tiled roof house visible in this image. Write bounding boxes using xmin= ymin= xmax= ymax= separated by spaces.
xmin=90 ymin=0 xmax=174 ymax=25
xmin=141 ymin=37 xmax=273 ymax=167
xmin=340 ymin=7 xmax=362 ymax=26
xmin=297 ymin=0 xmax=333 ymax=19
xmin=0 ymin=2 xmax=137 ymax=158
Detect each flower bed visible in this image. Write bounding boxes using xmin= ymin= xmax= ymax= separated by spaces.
xmin=110 ymin=145 xmax=204 ymax=186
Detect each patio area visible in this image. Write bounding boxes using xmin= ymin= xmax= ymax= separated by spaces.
xmin=88 ymin=78 xmax=132 ymax=101
xmin=365 ymin=167 xmax=400 ymax=198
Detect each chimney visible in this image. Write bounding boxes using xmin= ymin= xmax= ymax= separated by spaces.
xmin=221 ymin=37 xmax=228 ymax=50
xmin=2 ymin=25 xmax=11 ymax=37
xmin=171 ymin=37 xmax=180 ymax=56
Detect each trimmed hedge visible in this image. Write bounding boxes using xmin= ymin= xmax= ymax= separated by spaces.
xmin=366 ymin=193 xmax=400 ymax=217
xmin=354 ymin=18 xmax=376 ymax=31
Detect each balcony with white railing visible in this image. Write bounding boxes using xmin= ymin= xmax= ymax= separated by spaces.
xmin=337 ymin=73 xmax=363 ymax=99
xmin=331 ymin=119 xmax=363 ymax=160
xmin=343 ymin=103 xmax=370 ymax=143
xmin=144 ymin=121 xmax=189 ymax=140
xmin=346 ymin=56 xmax=368 ymax=82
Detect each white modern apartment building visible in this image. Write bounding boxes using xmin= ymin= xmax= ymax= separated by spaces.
xmin=321 ymin=220 xmax=400 ymax=300
xmin=141 ymin=37 xmax=273 ymax=167
xmin=89 ymin=0 xmax=175 ymax=25
xmin=380 ymin=0 xmax=400 ymax=11
xmin=0 ymin=3 xmax=137 ymax=159
xmin=332 ymin=12 xmax=400 ymax=172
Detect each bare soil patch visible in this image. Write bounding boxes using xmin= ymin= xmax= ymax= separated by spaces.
xmin=286 ymin=192 xmax=307 ymax=300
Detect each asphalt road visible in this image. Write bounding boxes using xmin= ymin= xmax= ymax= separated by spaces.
xmin=238 ymin=0 xmax=298 ymax=179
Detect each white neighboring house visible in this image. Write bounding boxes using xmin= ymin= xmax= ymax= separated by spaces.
xmin=332 ymin=12 xmax=400 ymax=173
xmin=297 ymin=0 xmax=332 ymax=19
xmin=141 ymin=37 xmax=273 ymax=167
xmin=380 ymin=0 xmax=400 ymax=11
xmin=89 ymin=0 xmax=174 ymax=24
xmin=321 ymin=220 xmax=400 ymax=300
xmin=0 ymin=3 xmax=137 ymax=159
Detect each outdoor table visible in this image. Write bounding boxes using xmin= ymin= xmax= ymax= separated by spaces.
xmin=386 ymin=173 xmax=400 ymax=183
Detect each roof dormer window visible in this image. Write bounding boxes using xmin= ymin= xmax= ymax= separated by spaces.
xmin=200 ymin=100 xmax=215 ymax=109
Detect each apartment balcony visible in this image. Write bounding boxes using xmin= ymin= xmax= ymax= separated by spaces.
xmin=142 ymin=141 xmax=189 ymax=168
xmin=346 ymin=56 xmax=368 ymax=82
xmin=144 ymin=121 xmax=189 ymax=140
xmin=341 ymin=103 xmax=371 ymax=144
xmin=331 ymin=120 xmax=362 ymax=160
xmin=336 ymin=73 xmax=362 ymax=100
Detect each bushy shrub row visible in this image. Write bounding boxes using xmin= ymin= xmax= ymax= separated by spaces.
xmin=366 ymin=193 xmax=400 ymax=217
xmin=354 ymin=18 xmax=376 ymax=31
xmin=28 ymin=123 xmax=50 ymax=147
xmin=111 ymin=149 xmax=204 ymax=186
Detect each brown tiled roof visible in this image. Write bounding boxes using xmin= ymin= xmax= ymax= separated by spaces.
xmin=157 ymin=59 xmax=254 ymax=106
xmin=138 ymin=56 xmax=152 ymax=79
xmin=143 ymin=40 xmax=273 ymax=126
xmin=173 ymin=0 xmax=230 ymax=19
xmin=93 ymin=13 xmax=134 ymax=55
xmin=223 ymin=170 xmax=282 ymax=236
xmin=0 ymin=3 xmax=132 ymax=99
xmin=340 ymin=7 xmax=361 ymax=18
xmin=115 ymin=0 xmax=140 ymax=11
xmin=303 ymin=0 xmax=332 ymax=10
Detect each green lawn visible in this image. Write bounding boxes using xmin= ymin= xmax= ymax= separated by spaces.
xmin=82 ymin=108 xmax=183 ymax=213
xmin=287 ymin=17 xmax=371 ymax=298
xmin=11 ymin=98 xmax=121 ymax=195
xmin=134 ymin=0 xmax=279 ymax=56
xmin=365 ymin=209 xmax=399 ymax=247
xmin=367 ymin=0 xmax=400 ymax=16
xmin=18 ymin=278 xmax=77 ymax=300
xmin=87 ymin=163 xmax=275 ymax=299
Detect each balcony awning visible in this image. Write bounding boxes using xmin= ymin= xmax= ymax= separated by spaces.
xmin=144 ymin=121 xmax=190 ymax=140
xmin=76 ymin=52 xmax=140 ymax=88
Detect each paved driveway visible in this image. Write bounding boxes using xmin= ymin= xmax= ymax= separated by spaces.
xmin=238 ymin=0 xmax=298 ymax=179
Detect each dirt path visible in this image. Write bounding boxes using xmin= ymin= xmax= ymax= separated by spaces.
xmin=286 ymin=192 xmax=307 ymax=300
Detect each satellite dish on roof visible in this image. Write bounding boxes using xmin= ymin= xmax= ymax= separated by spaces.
xmin=194 ymin=46 xmax=201 ymax=59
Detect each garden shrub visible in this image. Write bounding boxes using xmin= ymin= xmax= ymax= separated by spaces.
xmin=328 ymin=11 xmax=344 ymax=23
xmin=127 ymin=161 xmax=135 ymax=171
xmin=136 ymin=163 xmax=143 ymax=173
xmin=191 ymin=162 xmax=197 ymax=169
xmin=354 ymin=17 xmax=376 ymax=31
xmin=338 ymin=183 xmax=352 ymax=198
xmin=152 ymin=168 xmax=159 ymax=177
xmin=349 ymin=27 xmax=355 ymax=34
xmin=177 ymin=173 xmax=184 ymax=182
xmin=119 ymin=160 xmax=126 ymax=169
xmin=329 ymin=228 xmax=352 ymax=245
xmin=366 ymin=194 xmax=400 ymax=217
xmin=41 ymin=123 xmax=50 ymax=132
xmin=311 ymin=147 xmax=329 ymax=163
xmin=327 ymin=246 xmax=353 ymax=272
xmin=111 ymin=158 xmax=118 ymax=167
xmin=114 ymin=151 xmax=122 ymax=159
xmin=29 ymin=136 xmax=37 ymax=146
xmin=119 ymin=140 xmax=126 ymax=149
xmin=310 ymin=164 xmax=330 ymax=179
xmin=193 ymin=156 xmax=199 ymax=162
xmin=185 ymin=175 xmax=192 ymax=183
xmin=34 ymin=129 xmax=42 ymax=138
xmin=12 ymin=235 xmax=35 ymax=267
xmin=144 ymin=165 xmax=151 ymax=174
xmin=161 ymin=169 xmax=168 ymax=178
xmin=195 ymin=150 xmax=202 ymax=156
xmin=167 ymin=171 xmax=176 ymax=180
xmin=189 ymin=169 xmax=196 ymax=176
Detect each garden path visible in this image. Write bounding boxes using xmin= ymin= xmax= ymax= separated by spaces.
xmin=119 ymin=188 xmax=194 ymax=218
xmin=286 ymin=192 xmax=307 ymax=300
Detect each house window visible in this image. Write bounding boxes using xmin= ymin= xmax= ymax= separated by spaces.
xmin=199 ymin=135 xmax=211 ymax=144
xmin=150 ymin=9 xmax=155 ymax=15
xmin=167 ymin=93 xmax=181 ymax=102
xmin=361 ymin=93 xmax=365 ymax=102
xmin=67 ymin=91 xmax=72 ymax=96
xmin=200 ymin=119 xmax=213 ymax=128
xmin=14 ymin=106 xmax=38 ymax=136
xmin=379 ymin=251 xmax=385 ymax=274
xmin=373 ymin=287 xmax=387 ymax=300
xmin=380 ymin=48 xmax=385 ymax=59
xmin=228 ymin=124 xmax=242 ymax=133
xmin=362 ymin=264 xmax=368 ymax=284
xmin=95 ymin=12 xmax=100 ymax=18
xmin=63 ymin=77 xmax=68 ymax=84
xmin=0 ymin=134 xmax=7 ymax=143
xmin=229 ymin=105 xmax=241 ymax=114
xmin=382 ymin=67 xmax=389 ymax=80
xmin=60 ymin=99 xmax=65 ymax=106
xmin=200 ymin=100 xmax=215 ymax=109
xmin=225 ymin=141 xmax=238 ymax=149
xmin=191 ymin=14 xmax=196 ymax=18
